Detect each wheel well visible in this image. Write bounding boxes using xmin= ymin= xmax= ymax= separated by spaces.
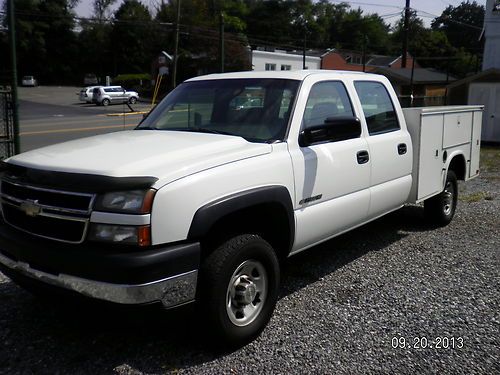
xmin=201 ymin=203 xmax=292 ymax=261
xmin=448 ymin=154 xmax=466 ymax=180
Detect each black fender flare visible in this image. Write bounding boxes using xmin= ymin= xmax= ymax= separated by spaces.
xmin=187 ymin=185 xmax=295 ymax=252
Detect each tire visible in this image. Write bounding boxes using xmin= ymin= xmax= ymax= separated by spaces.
xmin=424 ymin=170 xmax=458 ymax=227
xmin=199 ymin=234 xmax=280 ymax=347
xmin=101 ymin=98 xmax=110 ymax=106
xmin=128 ymin=97 xmax=137 ymax=104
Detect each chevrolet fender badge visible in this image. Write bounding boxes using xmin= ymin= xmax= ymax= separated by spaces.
xmin=20 ymin=200 xmax=42 ymax=217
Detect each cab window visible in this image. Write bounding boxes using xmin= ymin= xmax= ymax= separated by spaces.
xmin=354 ymin=81 xmax=400 ymax=135
xmin=303 ymin=81 xmax=354 ymax=129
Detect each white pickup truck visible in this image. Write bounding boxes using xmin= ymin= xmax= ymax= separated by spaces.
xmin=0 ymin=71 xmax=482 ymax=346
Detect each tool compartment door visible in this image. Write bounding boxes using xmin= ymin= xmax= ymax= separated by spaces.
xmin=418 ymin=114 xmax=444 ymax=200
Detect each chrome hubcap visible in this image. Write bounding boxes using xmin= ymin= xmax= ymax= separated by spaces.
xmin=226 ymin=260 xmax=267 ymax=327
xmin=443 ymin=181 xmax=454 ymax=216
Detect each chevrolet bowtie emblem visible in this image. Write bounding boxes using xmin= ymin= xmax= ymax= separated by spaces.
xmin=20 ymin=200 xmax=41 ymax=217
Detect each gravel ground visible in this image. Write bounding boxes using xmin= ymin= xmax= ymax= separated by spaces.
xmin=0 ymin=148 xmax=499 ymax=375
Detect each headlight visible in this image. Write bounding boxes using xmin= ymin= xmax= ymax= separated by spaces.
xmin=94 ymin=189 xmax=155 ymax=214
xmin=88 ymin=224 xmax=151 ymax=247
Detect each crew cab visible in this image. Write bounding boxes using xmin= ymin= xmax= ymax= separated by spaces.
xmin=0 ymin=71 xmax=482 ymax=346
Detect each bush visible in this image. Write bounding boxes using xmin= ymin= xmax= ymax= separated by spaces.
xmin=113 ymin=73 xmax=151 ymax=90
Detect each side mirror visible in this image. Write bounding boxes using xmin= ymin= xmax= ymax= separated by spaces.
xmin=299 ymin=116 xmax=361 ymax=147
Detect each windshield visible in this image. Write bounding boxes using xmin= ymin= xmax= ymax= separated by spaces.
xmin=137 ymin=78 xmax=300 ymax=143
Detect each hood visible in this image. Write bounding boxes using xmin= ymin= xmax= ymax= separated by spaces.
xmin=7 ymin=130 xmax=272 ymax=186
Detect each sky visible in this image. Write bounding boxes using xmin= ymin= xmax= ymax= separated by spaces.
xmin=74 ymin=0 xmax=488 ymax=27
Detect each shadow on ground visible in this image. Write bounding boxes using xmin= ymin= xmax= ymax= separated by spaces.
xmin=0 ymin=205 xmax=431 ymax=373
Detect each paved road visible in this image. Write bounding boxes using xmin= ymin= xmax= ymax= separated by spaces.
xmin=18 ymin=86 xmax=153 ymax=152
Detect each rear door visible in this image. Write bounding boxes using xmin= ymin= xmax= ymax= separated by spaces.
xmin=289 ymin=78 xmax=371 ymax=252
xmin=353 ymin=80 xmax=412 ymax=219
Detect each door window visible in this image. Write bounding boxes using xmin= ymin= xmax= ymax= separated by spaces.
xmin=354 ymin=81 xmax=400 ymax=135
xmin=303 ymin=81 xmax=354 ymax=129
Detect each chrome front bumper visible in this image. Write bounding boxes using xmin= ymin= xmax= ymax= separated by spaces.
xmin=0 ymin=252 xmax=198 ymax=308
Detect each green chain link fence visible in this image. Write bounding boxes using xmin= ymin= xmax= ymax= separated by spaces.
xmin=0 ymin=89 xmax=15 ymax=160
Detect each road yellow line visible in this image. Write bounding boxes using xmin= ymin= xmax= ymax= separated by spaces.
xmin=106 ymin=111 xmax=149 ymax=117
xmin=20 ymin=123 xmax=137 ymax=136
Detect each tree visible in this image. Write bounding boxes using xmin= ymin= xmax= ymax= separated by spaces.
xmin=93 ymin=0 xmax=118 ymax=22
xmin=431 ymin=1 xmax=484 ymax=54
xmin=154 ymin=0 xmax=250 ymax=81
xmin=111 ymin=0 xmax=154 ymax=74
xmin=391 ymin=8 xmax=478 ymax=78
xmin=334 ymin=8 xmax=391 ymax=54
xmin=3 ymin=0 xmax=80 ymax=84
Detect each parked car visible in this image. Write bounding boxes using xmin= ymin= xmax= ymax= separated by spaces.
xmin=78 ymin=86 xmax=102 ymax=103
xmin=83 ymin=73 xmax=98 ymax=85
xmin=21 ymin=76 xmax=37 ymax=87
xmin=92 ymin=86 xmax=139 ymax=106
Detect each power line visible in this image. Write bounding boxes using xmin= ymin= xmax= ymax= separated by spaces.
xmin=412 ymin=8 xmax=483 ymax=30
xmin=329 ymin=1 xmax=403 ymax=10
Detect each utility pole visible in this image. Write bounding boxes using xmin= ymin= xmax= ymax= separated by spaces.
xmin=219 ymin=12 xmax=224 ymax=73
xmin=7 ymin=0 xmax=20 ymax=155
xmin=409 ymin=55 xmax=415 ymax=106
xmin=402 ymin=0 xmax=410 ymax=68
xmin=302 ymin=29 xmax=307 ymax=69
xmin=172 ymin=0 xmax=181 ymax=89
xmin=362 ymin=35 xmax=368 ymax=72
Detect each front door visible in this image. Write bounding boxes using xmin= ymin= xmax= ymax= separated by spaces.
xmin=289 ymin=79 xmax=371 ymax=253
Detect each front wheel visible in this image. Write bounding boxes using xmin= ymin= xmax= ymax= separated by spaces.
xmin=424 ymin=170 xmax=458 ymax=226
xmin=128 ymin=97 xmax=137 ymax=104
xmin=199 ymin=234 xmax=280 ymax=347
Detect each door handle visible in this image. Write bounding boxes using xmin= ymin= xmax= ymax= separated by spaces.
xmin=398 ymin=143 xmax=407 ymax=155
xmin=357 ymin=150 xmax=369 ymax=164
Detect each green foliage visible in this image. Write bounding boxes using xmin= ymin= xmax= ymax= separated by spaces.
xmin=391 ymin=7 xmax=483 ymax=78
xmin=113 ymin=73 xmax=151 ymax=86
xmin=113 ymin=73 xmax=152 ymax=94
xmin=9 ymin=0 xmax=79 ymax=84
xmin=1 ymin=0 xmax=486 ymax=86
xmin=111 ymin=0 xmax=154 ymax=74
xmin=431 ymin=1 xmax=484 ymax=54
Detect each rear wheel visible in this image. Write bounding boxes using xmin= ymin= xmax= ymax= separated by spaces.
xmin=424 ymin=170 xmax=458 ymax=226
xmin=101 ymin=98 xmax=110 ymax=106
xmin=199 ymin=234 xmax=280 ymax=347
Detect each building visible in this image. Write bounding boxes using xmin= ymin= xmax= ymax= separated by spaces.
xmin=447 ymin=0 xmax=500 ymax=142
xmin=252 ymin=48 xmax=321 ymax=71
xmin=448 ymin=69 xmax=500 ymax=143
xmin=482 ymin=0 xmax=500 ymax=70
xmin=373 ymin=67 xmax=455 ymax=107
xmin=320 ymin=49 xmax=419 ymax=72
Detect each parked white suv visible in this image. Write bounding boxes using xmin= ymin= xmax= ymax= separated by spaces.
xmin=92 ymin=86 xmax=139 ymax=106
xmin=78 ymin=86 xmax=102 ymax=103
xmin=21 ymin=76 xmax=37 ymax=87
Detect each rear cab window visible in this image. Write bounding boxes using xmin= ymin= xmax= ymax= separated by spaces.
xmin=354 ymin=81 xmax=400 ymax=135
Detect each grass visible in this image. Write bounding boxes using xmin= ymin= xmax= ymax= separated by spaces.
xmin=480 ymin=146 xmax=500 ymax=173
xmin=459 ymin=192 xmax=493 ymax=203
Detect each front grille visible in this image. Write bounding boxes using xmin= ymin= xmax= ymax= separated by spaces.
xmin=2 ymin=205 xmax=87 ymax=243
xmin=1 ymin=180 xmax=92 ymax=212
xmin=0 ymin=179 xmax=94 ymax=243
